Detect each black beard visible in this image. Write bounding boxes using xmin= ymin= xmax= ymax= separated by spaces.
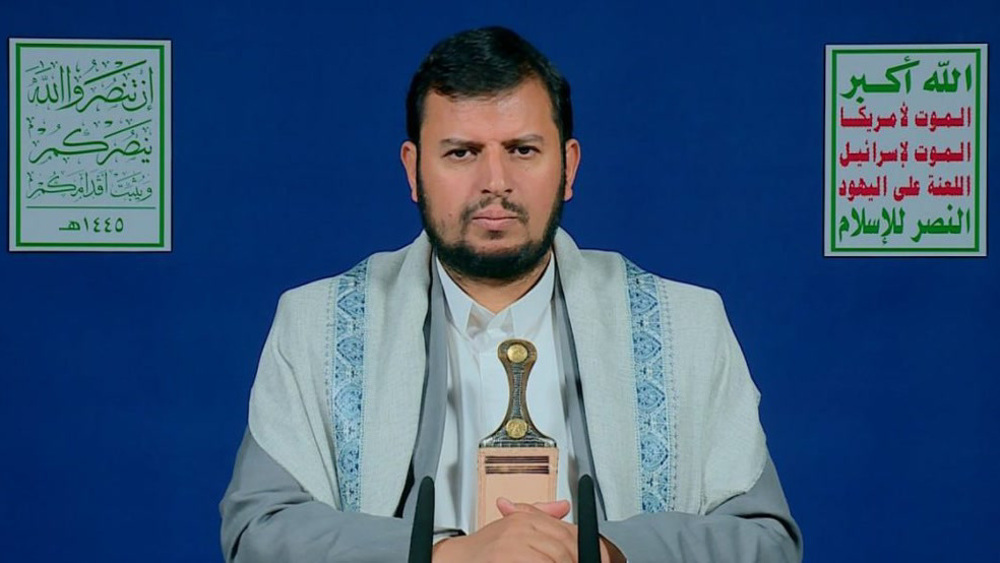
xmin=416 ymin=169 xmax=565 ymax=283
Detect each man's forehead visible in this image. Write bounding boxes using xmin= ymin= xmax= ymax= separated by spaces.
xmin=420 ymin=79 xmax=558 ymax=140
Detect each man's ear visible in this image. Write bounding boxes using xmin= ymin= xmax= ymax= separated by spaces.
xmin=562 ymin=138 xmax=581 ymax=201
xmin=401 ymin=140 xmax=419 ymax=202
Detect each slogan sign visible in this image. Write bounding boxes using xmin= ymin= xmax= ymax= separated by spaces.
xmin=824 ymin=44 xmax=987 ymax=256
xmin=8 ymin=39 xmax=171 ymax=252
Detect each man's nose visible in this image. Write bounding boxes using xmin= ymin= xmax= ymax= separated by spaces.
xmin=481 ymin=147 xmax=511 ymax=195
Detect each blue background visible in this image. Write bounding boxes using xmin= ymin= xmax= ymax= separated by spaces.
xmin=2 ymin=1 xmax=997 ymax=561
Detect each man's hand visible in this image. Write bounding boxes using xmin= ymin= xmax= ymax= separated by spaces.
xmin=499 ymin=498 xmax=572 ymax=519
xmin=498 ymin=499 xmax=624 ymax=563
xmin=432 ymin=498 xmax=620 ymax=563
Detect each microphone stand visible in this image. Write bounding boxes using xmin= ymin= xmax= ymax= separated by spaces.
xmin=578 ymin=474 xmax=600 ymax=563
xmin=407 ymin=476 xmax=435 ymax=563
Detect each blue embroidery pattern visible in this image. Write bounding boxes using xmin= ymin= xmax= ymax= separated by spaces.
xmin=327 ymin=259 xmax=369 ymax=512
xmin=624 ymin=259 xmax=676 ymax=512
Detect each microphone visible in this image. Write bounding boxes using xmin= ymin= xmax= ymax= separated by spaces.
xmin=407 ymin=476 xmax=435 ymax=563
xmin=578 ymin=474 xmax=600 ymax=563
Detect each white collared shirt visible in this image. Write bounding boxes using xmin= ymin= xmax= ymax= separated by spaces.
xmin=434 ymin=256 xmax=576 ymax=533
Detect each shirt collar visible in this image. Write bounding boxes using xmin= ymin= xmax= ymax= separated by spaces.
xmin=436 ymin=254 xmax=556 ymax=339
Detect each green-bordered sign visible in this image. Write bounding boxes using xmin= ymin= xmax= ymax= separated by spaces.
xmin=8 ymin=39 xmax=171 ymax=252
xmin=825 ymin=44 xmax=987 ymax=256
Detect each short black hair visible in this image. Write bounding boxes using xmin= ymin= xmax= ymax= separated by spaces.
xmin=405 ymin=26 xmax=573 ymax=145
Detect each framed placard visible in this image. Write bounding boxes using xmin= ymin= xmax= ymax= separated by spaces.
xmin=824 ymin=44 xmax=987 ymax=256
xmin=8 ymin=38 xmax=171 ymax=251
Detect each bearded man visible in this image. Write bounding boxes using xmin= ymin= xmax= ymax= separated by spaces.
xmin=220 ymin=26 xmax=802 ymax=563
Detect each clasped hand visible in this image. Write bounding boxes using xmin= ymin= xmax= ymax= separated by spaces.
xmin=432 ymin=498 xmax=614 ymax=563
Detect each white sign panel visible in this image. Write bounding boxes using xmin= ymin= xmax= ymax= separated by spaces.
xmin=8 ymin=39 xmax=171 ymax=251
xmin=825 ymin=44 xmax=987 ymax=256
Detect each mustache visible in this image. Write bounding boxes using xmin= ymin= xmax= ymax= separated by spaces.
xmin=460 ymin=196 xmax=528 ymax=224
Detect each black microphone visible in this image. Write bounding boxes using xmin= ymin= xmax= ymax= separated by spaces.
xmin=407 ymin=476 xmax=435 ymax=563
xmin=578 ymin=474 xmax=600 ymax=563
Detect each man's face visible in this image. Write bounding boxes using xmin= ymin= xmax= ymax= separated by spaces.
xmin=401 ymin=78 xmax=580 ymax=281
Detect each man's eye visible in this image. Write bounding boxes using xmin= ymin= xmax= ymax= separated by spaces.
xmin=512 ymin=146 xmax=537 ymax=156
xmin=447 ymin=149 xmax=473 ymax=159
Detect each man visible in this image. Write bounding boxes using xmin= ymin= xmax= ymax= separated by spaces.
xmin=221 ymin=26 xmax=802 ymax=562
